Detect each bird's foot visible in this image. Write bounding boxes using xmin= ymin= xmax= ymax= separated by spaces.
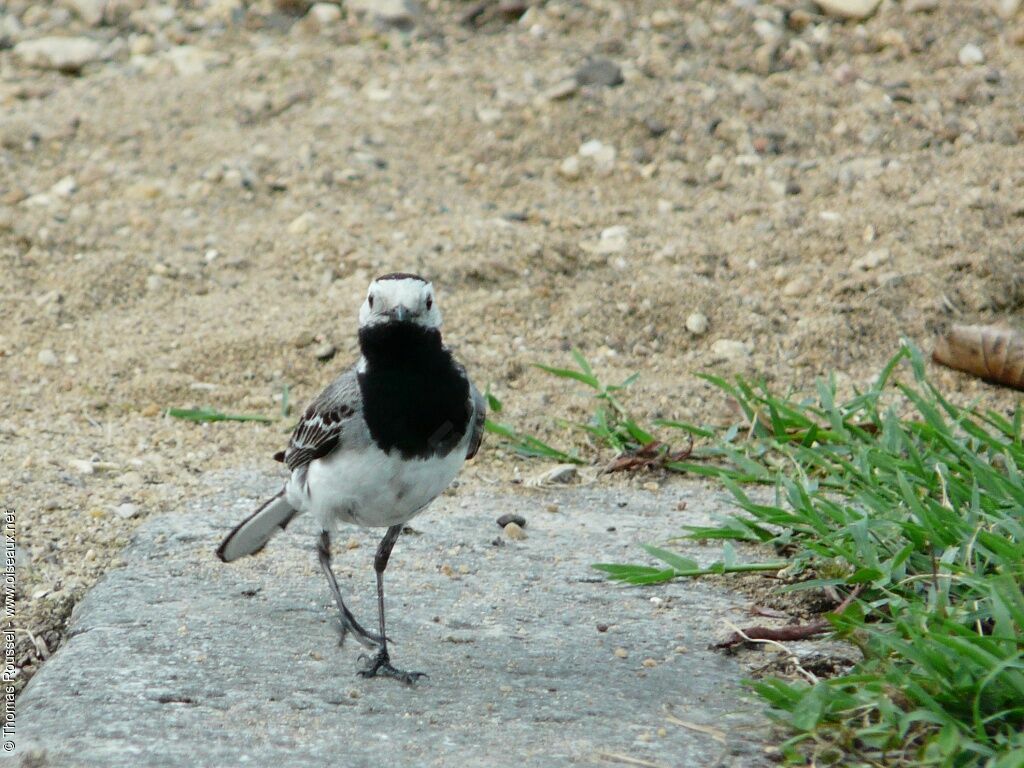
xmin=336 ymin=608 xmax=385 ymax=650
xmin=357 ymin=649 xmax=426 ymax=685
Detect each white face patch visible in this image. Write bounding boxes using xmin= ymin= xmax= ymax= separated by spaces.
xmin=358 ymin=276 xmax=442 ymax=330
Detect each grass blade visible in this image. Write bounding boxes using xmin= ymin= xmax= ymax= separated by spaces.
xmin=167 ymin=407 xmax=273 ymax=424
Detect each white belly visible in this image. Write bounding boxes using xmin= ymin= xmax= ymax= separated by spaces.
xmin=289 ymin=444 xmax=466 ymax=530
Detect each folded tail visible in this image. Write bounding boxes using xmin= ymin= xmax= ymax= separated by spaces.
xmin=216 ymin=491 xmax=300 ymax=562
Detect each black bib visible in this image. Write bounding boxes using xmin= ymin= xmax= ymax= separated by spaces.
xmin=357 ymin=322 xmax=471 ymax=460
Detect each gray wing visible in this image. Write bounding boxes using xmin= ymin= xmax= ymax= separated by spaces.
xmin=465 ymin=380 xmax=486 ymax=460
xmin=277 ymin=367 xmax=362 ymax=471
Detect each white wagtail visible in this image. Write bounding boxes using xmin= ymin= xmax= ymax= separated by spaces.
xmin=217 ymin=273 xmax=485 ymax=683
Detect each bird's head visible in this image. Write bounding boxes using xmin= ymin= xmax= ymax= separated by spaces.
xmin=358 ymin=273 xmax=441 ymax=330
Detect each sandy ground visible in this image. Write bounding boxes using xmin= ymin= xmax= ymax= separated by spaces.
xmin=2 ymin=0 xmax=1023 ymax=692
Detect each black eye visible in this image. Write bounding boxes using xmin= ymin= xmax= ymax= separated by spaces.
xmin=426 ymin=296 xmax=433 ymax=310
xmin=368 ymin=295 xmax=374 ymax=308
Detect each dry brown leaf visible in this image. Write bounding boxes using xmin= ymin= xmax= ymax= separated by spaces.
xmin=932 ymin=324 xmax=1024 ymax=391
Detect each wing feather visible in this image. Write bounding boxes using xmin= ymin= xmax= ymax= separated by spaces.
xmin=465 ymin=381 xmax=486 ymax=460
xmin=280 ymin=368 xmax=361 ymax=471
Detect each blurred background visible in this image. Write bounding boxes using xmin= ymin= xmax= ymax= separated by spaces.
xmin=1 ymin=0 xmax=1022 ymax=691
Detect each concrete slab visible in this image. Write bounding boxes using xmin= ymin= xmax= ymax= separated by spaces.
xmin=14 ymin=471 xmax=771 ymax=767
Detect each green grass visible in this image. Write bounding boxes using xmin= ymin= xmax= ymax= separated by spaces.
xmin=492 ymin=343 xmax=1024 ymax=767
xmin=166 ymin=407 xmax=273 ymax=424
xmin=168 ymin=382 xmax=294 ymax=425
xmin=483 ymin=350 xmax=657 ymax=463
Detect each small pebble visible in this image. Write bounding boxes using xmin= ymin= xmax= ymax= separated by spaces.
xmin=815 ymin=0 xmax=880 ymax=19
xmin=852 ymin=248 xmax=890 ymax=271
xmin=307 ymin=2 xmax=342 ymax=25
xmin=704 ymin=154 xmax=726 ymax=182
xmin=542 ymin=78 xmax=578 ymax=101
xmin=67 ymin=0 xmax=104 ymax=26
xmin=51 ymin=176 xmax=78 ymax=198
xmin=288 ymin=212 xmax=316 ymax=235
xmin=578 ymin=140 xmax=616 ymax=173
xmin=347 ymin=0 xmax=420 ymax=29
xmin=113 ymin=503 xmax=141 ymax=519
xmin=502 ymin=521 xmax=526 ymax=540
xmin=595 ymin=225 xmax=628 ymax=254
xmin=127 ymin=181 xmax=163 ymax=200
xmin=833 ymin=63 xmax=859 ymax=86
xmin=685 ymin=312 xmax=708 ymax=336
xmin=131 ymin=35 xmax=155 ymax=56
xmin=37 ymin=348 xmax=59 ymax=367
xmin=613 ymin=647 xmax=628 ymax=659
xmin=997 ymin=0 xmax=1021 ymax=18
xmin=711 ymin=339 xmax=750 ymax=360
xmin=574 ymin=58 xmax=623 ymax=88
xmin=642 ymin=658 xmax=658 ymax=668
xmin=119 ymin=471 xmax=143 ymax=487
xmin=650 ymin=9 xmax=680 ymax=28
xmin=14 ymin=36 xmax=104 ymax=73
xmin=782 ymin=275 xmax=815 ymax=298
xmin=526 ymin=464 xmax=578 ymax=485
xmin=958 ymin=43 xmax=984 ymax=67
xmin=475 ymin=107 xmax=503 ymax=126
xmin=596 ymin=623 xmax=609 ymax=633
xmin=630 ymin=146 xmax=652 ymax=165
xmin=644 ymin=117 xmax=668 ymax=138
xmin=69 ymin=459 xmax=94 ymax=475
xmin=557 ymin=156 xmax=581 ymax=180
xmin=167 ymin=45 xmax=223 ymax=77
xmin=496 ymin=513 xmax=527 ymax=528
xmin=313 ymin=342 xmax=336 ymax=361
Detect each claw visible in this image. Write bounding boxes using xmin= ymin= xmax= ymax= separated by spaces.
xmin=357 ymin=648 xmax=426 ymax=685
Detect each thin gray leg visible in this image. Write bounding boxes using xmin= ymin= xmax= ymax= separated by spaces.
xmin=316 ymin=531 xmax=382 ymax=649
xmin=358 ymin=525 xmax=426 ymax=684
